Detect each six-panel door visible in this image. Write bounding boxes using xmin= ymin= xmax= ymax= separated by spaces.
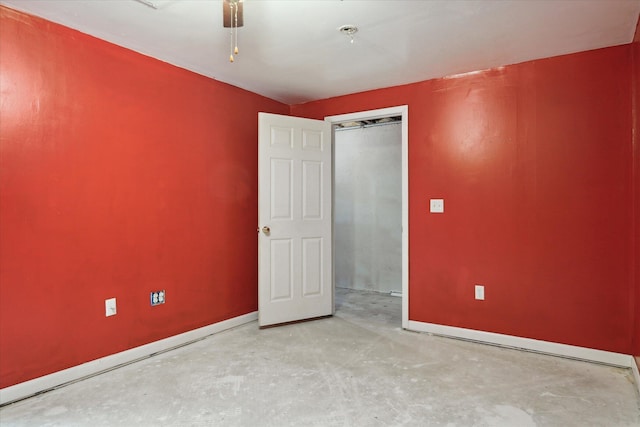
xmin=258 ymin=113 xmax=332 ymax=327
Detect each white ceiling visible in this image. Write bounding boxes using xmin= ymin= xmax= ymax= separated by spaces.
xmin=2 ymin=0 xmax=639 ymax=104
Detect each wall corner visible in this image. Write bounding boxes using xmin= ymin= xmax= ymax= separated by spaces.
xmin=632 ymin=12 xmax=640 ymax=358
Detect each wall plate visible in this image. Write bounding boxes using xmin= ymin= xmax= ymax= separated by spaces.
xmin=150 ymin=290 xmax=165 ymax=306
xmin=430 ymin=198 xmax=444 ymax=213
xmin=105 ymin=298 xmax=117 ymax=316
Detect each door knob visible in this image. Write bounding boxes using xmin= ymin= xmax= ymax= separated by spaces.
xmin=262 ymin=226 xmax=270 ymax=234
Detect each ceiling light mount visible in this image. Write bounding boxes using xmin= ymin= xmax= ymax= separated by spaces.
xmin=338 ymin=24 xmax=358 ymax=44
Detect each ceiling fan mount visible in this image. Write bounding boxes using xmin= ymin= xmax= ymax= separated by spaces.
xmin=223 ymin=0 xmax=243 ymax=28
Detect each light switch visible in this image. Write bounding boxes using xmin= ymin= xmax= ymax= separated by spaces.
xmin=475 ymin=285 xmax=485 ymax=301
xmin=105 ymin=298 xmax=117 ymax=316
xmin=430 ymin=199 xmax=444 ymax=213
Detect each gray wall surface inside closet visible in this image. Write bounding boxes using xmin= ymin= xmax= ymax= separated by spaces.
xmin=334 ymin=122 xmax=402 ymax=293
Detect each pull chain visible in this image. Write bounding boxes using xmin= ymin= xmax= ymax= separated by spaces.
xmin=234 ymin=2 xmax=239 ymax=55
xmin=229 ymin=2 xmax=234 ymax=62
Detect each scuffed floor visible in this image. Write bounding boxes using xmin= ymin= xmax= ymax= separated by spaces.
xmin=1 ymin=288 xmax=639 ymax=426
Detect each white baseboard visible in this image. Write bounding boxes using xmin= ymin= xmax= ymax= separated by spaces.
xmin=1 ymin=314 xmax=635 ymax=406
xmin=407 ymin=320 xmax=633 ymax=368
xmin=0 ymin=311 xmax=258 ymax=406
xmin=632 ymin=356 xmax=640 ymax=397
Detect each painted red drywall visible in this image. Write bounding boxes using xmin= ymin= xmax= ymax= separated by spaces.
xmin=0 ymin=6 xmax=288 ymax=388
xmin=633 ymin=14 xmax=640 ymax=357
xmin=292 ymin=46 xmax=635 ymax=354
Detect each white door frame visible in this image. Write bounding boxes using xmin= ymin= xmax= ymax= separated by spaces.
xmin=325 ymin=106 xmax=409 ymax=329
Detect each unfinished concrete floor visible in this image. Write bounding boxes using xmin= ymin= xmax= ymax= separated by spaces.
xmin=1 ymin=288 xmax=639 ymax=426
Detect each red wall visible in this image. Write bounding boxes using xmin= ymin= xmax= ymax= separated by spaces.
xmin=293 ymin=46 xmax=635 ymax=354
xmin=633 ymin=15 xmax=640 ymax=358
xmin=0 ymin=6 xmax=288 ymax=388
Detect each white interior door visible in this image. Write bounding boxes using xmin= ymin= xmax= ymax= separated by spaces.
xmin=258 ymin=113 xmax=332 ymax=327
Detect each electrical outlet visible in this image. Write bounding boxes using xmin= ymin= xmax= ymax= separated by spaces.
xmin=475 ymin=285 xmax=485 ymax=301
xmin=105 ymin=298 xmax=117 ymax=316
xmin=430 ymin=198 xmax=444 ymax=213
xmin=150 ymin=290 xmax=166 ymax=306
